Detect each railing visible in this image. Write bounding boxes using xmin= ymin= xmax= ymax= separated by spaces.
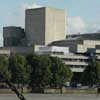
xmin=64 ymin=61 xmax=88 ymax=66
xmin=70 ymin=67 xmax=85 ymax=72
xmin=51 ymin=54 xmax=88 ymax=59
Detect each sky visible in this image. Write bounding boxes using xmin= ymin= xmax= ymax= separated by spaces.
xmin=0 ymin=0 xmax=100 ymax=46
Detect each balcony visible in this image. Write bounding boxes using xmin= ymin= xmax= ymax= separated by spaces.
xmin=51 ymin=54 xmax=88 ymax=60
xmin=64 ymin=61 xmax=88 ymax=66
xmin=70 ymin=67 xmax=85 ymax=72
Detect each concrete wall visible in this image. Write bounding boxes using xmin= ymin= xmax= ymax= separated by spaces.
xmin=77 ymin=40 xmax=100 ymax=53
xmin=45 ymin=7 xmax=66 ymax=45
xmin=3 ymin=26 xmax=25 ymax=46
xmin=25 ymin=7 xmax=66 ymax=46
xmin=35 ymin=45 xmax=69 ymax=55
xmin=0 ymin=47 xmax=34 ymax=55
xmin=25 ymin=8 xmax=45 ymax=46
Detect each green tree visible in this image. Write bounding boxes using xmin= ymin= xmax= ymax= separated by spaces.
xmin=95 ymin=62 xmax=100 ymax=84
xmin=0 ymin=55 xmax=11 ymax=81
xmin=49 ymin=57 xmax=72 ymax=93
xmin=9 ymin=54 xmax=29 ymax=93
xmin=0 ymin=55 xmax=26 ymax=100
xmin=81 ymin=54 xmax=98 ymax=87
xmin=26 ymin=54 xmax=52 ymax=93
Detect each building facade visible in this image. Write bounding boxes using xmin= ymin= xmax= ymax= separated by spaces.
xmin=25 ymin=7 xmax=66 ymax=46
xmin=35 ymin=45 xmax=88 ymax=73
xmin=34 ymin=38 xmax=100 ymax=84
xmin=0 ymin=47 xmax=34 ymax=55
xmin=3 ymin=26 xmax=26 ymax=46
xmin=35 ymin=38 xmax=100 ymax=73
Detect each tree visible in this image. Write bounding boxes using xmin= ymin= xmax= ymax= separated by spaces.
xmin=95 ymin=62 xmax=100 ymax=85
xmin=49 ymin=57 xmax=72 ymax=93
xmin=26 ymin=54 xmax=52 ymax=93
xmin=80 ymin=54 xmax=98 ymax=87
xmin=0 ymin=55 xmax=26 ymax=100
xmin=9 ymin=54 xmax=29 ymax=93
xmin=0 ymin=55 xmax=11 ymax=81
xmin=26 ymin=54 xmax=72 ymax=93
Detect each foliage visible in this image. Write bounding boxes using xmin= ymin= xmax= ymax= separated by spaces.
xmin=49 ymin=57 xmax=72 ymax=94
xmin=80 ymin=55 xmax=98 ymax=87
xmin=0 ymin=55 xmax=26 ymax=100
xmin=0 ymin=55 xmax=11 ymax=81
xmin=0 ymin=54 xmax=72 ymax=94
xmin=26 ymin=54 xmax=52 ymax=93
xmin=95 ymin=62 xmax=100 ymax=83
xmin=9 ymin=54 xmax=29 ymax=85
xmin=49 ymin=57 xmax=72 ymax=88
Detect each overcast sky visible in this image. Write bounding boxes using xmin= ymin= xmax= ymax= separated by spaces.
xmin=0 ymin=0 xmax=100 ymax=46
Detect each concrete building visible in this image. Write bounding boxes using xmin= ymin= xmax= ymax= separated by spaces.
xmin=25 ymin=7 xmax=66 ymax=46
xmin=35 ymin=45 xmax=89 ymax=73
xmin=0 ymin=47 xmax=34 ymax=55
xmin=34 ymin=37 xmax=100 ymax=84
xmin=49 ymin=34 xmax=100 ymax=54
xmin=34 ymin=33 xmax=100 ymax=84
xmin=35 ymin=45 xmax=69 ymax=55
xmin=2 ymin=6 xmax=100 ymax=85
xmin=3 ymin=26 xmax=26 ymax=47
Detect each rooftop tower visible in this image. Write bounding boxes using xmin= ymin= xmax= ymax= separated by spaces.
xmin=25 ymin=7 xmax=67 ymax=46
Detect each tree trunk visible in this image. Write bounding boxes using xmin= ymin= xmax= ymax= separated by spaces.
xmin=5 ymin=80 xmax=26 ymax=100
xmin=60 ymin=86 xmax=63 ymax=94
xmin=21 ymin=85 xmax=24 ymax=94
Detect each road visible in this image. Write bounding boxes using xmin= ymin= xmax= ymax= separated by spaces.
xmin=0 ymin=94 xmax=100 ymax=100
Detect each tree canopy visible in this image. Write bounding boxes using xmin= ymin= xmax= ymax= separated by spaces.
xmin=26 ymin=54 xmax=72 ymax=92
xmin=80 ymin=55 xmax=99 ymax=87
xmin=0 ymin=55 xmax=26 ymax=100
xmin=0 ymin=54 xmax=72 ymax=95
xmin=49 ymin=57 xmax=72 ymax=88
xmin=9 ymin=55 xmax=29 ymax=85
xmin=26 ymin=54 xmax=52 ymax=93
